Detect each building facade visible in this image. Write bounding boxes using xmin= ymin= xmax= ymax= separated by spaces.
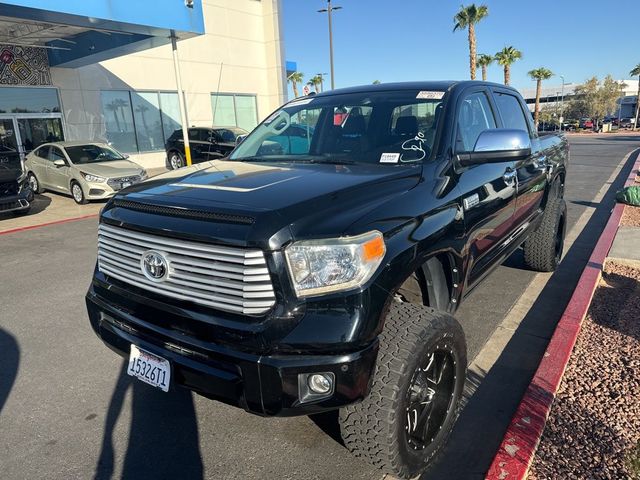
xmin=0 ymin=0 xmax=287 ymax=170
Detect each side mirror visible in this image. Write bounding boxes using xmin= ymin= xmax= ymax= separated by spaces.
xmin=236 ymin=134 xmax=247 ymax=146
xmin=208 ymin=136 xmax=217 ymax=144
xmin=457 ymin=129 xmax=532 ymax=166
xmin=123 ymin=154 xmax=130 ymax=159
xmin=53 ymin=159 xmax=66 ymax=167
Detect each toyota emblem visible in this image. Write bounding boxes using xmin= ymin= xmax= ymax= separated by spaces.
xmin=141 ymin=250 xmax=169 ymax=282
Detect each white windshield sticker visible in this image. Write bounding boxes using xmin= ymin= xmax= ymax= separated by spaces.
xmin=416 ymin=91 xmax=444 ymax=100
xmin=380 ymin=152 xmax=400 ymax=164
xmin=286 ymin=98 xmax=315 ymax=108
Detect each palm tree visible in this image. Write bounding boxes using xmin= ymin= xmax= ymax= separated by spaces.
xmin=453 ymin=4 xmax=489 ymax=80
xmin=494 ymin=46 xmax=522 ymax=85
xmin=476 ymin=54 xmax=493 ymax=81
xmin=528 ymin=67 xmax=554 ymax=128
xmin=372 ymin=80 xmax=381 ymax=85
xmin=287 ymin=71 xmax=304 ymax=98
xmin=308 ymin=75 xmax=323 ymax=93
xmin=630 ymin=63 xmax=640 ymax=131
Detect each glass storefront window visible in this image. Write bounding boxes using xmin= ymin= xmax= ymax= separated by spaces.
xmin=211 ymin=94 xmax=258 ymax=131
xmin=235 ymin=95 xmax=258 ymax=131
xmin=131 ymin=92 xmax=164 ymax=152
xmin=17 ymin=118 xmax=64 ymax=152
xmin=159 ymin=92 xmax=182 ymax=142
xmin=101 ymin=91 xmax=138 ymax=153
xmin=0 ymin=87 xmax=60 ymax=114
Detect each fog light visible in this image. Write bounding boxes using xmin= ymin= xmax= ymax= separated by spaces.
xmin=308 ymin=373 xmax=333 ymax=394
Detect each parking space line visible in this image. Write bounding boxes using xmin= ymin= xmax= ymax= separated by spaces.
xmin=0 ymin=213 xmax=99 ymax=236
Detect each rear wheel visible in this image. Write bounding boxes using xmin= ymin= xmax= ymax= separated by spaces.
xmin=71 ymin=181 xmax=88 ymax=205
xmin=523 ymin=197 xmax=566 ymax=272
xmin=168 ymin=151 xmax=184 ymax=170
xmin=28 ymin=172 xmax=42 ymax=194
xmin=339 ymin=302 xmax=467 ymax=479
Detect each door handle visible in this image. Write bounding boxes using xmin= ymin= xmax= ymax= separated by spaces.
xmin=533 ymin=156 xmax=547 ymax=169
xmin=503 ymin=169 xmax=517 ymax=185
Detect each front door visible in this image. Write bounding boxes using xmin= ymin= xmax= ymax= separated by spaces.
xmin=453 ymin=89 xmax=518 ymax=288
xmin=46 ymin=145 xmax=70 ymax=192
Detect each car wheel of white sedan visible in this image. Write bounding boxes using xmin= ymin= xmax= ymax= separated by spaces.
xmin=28 ymin=173 xmax=43 ymax=194
xmin=71 ymin=181 xmax=88 ymax=205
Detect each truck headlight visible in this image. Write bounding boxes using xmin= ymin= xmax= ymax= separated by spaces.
xmin=80 ymin=172 xmax=106 ymax=183
xmin=285 ymin=230 xmax=386 ymax=298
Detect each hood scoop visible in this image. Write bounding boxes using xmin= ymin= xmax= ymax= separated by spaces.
xmin=111 ymin=199 xmax=255 ymax=225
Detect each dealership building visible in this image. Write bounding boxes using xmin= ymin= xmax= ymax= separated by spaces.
xmin=0 ymin=0 xmax=287 ymax=170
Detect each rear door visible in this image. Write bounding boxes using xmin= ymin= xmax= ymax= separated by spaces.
xmin=29 ymin=145 xmax=50 ymax=186
xmin=454 ymin=88 xmax=518 ymax=287
xmin=491 ymin=89 xmax=547 ymax=229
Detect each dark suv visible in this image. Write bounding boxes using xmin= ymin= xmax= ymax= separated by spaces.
xmin=165 ymin=126 xmax=248 ymax=170
xmin=87 ymin=81 xmax=568 ymax=478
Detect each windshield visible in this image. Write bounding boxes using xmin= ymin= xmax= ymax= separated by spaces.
xmin=230 ymin=90 xmax=445 ymax=165
xmin=65 ymin=145 xmax=126 ymax=164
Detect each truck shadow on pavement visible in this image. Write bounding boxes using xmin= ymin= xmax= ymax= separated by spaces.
xmin=0 ymin=328 xmax=19 ymax=416
xmin=94 ymin=361 xmax=203 ymax=480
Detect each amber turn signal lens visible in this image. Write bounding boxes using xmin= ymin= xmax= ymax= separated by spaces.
xmin=362 ymin=235 xmax=385 ymax=262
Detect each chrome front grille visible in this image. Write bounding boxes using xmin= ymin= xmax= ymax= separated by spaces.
xmin=97 ymin=223 xmax=276 ymax=315
xmin=107 ymin=175 xmax=141 ymax=189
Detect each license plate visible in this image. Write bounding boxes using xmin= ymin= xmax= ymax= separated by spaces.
xmin=121 ymin=181 xmax=132 ymax=189
xmin=127 ymin=344 xmax=170 ymax=392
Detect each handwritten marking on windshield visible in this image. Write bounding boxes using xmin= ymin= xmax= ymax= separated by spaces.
xmin=400 ymin=132 xmax=426 ymax=162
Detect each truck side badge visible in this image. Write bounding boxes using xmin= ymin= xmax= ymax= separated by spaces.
xmin=463 ymin=194 xmax=480 ymax=210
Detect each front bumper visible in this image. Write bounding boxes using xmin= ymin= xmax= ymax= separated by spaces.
xmin=0 ymin=180 xmax=33 ymax=213
xmin=86 ymin=287 xmax=379 ymax=416
xmin=83 ymin=175 xmax=146 ymax=200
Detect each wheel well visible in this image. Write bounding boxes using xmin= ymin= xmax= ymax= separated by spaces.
xmin=396 ymin=254 xmax=453 ymax=311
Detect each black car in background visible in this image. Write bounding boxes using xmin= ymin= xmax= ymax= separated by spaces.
xmin=165 ymin=126 xmax=248 ymax=170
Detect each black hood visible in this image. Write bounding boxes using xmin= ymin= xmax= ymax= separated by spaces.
xmin=105 ymin=160 xmax=422 ymax=248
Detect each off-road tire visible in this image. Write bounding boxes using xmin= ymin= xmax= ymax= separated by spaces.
xmin=523 ymin=197 xmax=566 ymax=272
xmin=339 ymin=302 xmax=467 ymax=479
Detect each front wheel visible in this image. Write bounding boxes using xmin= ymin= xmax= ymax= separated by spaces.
xmin=28 ymin=172 xmax=43 ymax=194
xmin=339 ymin=302 xmax=467 ymax=479
xmin=523 ymin=198 xmax=567 ymax=272
xmin=71 ymin=181 xmax=88 ymax=205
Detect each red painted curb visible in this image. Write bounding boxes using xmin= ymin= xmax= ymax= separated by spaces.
xmin=485 ymin=151 xmax=640 ymax=480
xmin=0 ymin=213 xmax=98 ymax=236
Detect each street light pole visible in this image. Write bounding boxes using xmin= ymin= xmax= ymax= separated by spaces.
xmin=559 ymin=75 xmax=565 ymax=131
xmin=170 ymin=31 xmax=192 ymax=166
xmin=318 ymin=1 xmax=342 ymax=90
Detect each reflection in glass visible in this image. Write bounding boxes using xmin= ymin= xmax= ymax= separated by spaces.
xmin=17 ymin=118 xmax=64 ymax=152
xmin=132 ymin=92 xmax=164 ymax=152
xmin=159 ymin=92 xmax=181 ymax=143
xmin=0 ymin=87 xmax=60 ymax=113
xmin=101 ymin=91 xmax=138 ymax=153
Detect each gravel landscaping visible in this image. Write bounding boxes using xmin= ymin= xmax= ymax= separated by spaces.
xmin=528 ymin=261 xmax=640 ymax=480
xmin=621 ymin=206 xmax=640 ymax=227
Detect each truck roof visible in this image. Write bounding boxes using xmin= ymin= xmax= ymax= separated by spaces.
xmin=310 ymin=80 xmax=518 ymax=97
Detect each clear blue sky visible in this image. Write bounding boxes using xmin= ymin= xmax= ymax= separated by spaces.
xmin=282 ymin=0 xmax=639 ymax=96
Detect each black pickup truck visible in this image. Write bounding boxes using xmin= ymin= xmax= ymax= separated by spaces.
xmin=86 ymin=81 xmax=568 ymax=478
xmin=0 ymin=143 xmax=33 ymax=215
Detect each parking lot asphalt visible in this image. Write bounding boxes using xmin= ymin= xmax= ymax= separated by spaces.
xmin=1 ymin=135 xmax=638 ymax=480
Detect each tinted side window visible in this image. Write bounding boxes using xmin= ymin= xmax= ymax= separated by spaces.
xmin=188 ymin=129 xmax=200 ymax=141
xmin=35 ymin=146 xmax=49 ymax=159
xmin=48 ymin=147 xmax=65 ymax=162
xmin=494 ymin=93 xmax=529 ymax=132
xmin=456 ymin=91 xmax=497 ymax=152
